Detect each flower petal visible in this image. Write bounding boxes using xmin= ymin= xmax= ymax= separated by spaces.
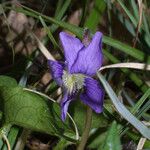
xmin=80 ymin=77 xmax=104 ymax=113
xmin=71 ymin=32 xmax=103 ymax=76
xmin=48 ymin=60 xmax=64 ymax=86
xmin=59 ymin=32 xmax=84 ymax=72
xmin=61 ymin=92 xmax=74 ymax=121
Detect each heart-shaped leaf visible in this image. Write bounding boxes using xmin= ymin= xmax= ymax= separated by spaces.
xmin=0 ymin=76 xmax=17 ymax=87
xmin=0 ymin=76 xmax=75 ymax=139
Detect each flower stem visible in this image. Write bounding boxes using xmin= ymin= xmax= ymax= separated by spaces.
xmin=77 ymin=106 xmax=92 ymax=150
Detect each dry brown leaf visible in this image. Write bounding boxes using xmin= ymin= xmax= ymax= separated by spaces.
xmin=7 ymin=10 xmax=28 ymax=33
xmin=40 ymin=72 xmax=52 ymax=86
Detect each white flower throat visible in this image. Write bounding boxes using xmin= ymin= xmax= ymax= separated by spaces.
xmin=62 ymin=71 xmax=85 ymax=94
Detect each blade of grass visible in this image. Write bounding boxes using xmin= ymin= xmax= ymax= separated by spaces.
xmin=142 ymin=12 xmax=150 ymax=48
xmin=137 ymin=137 xmax=147 ymax=150
xmin=130 ymin=0 xmax=139 ymax=20
xmin=131 ymin=88 xmax=150 ymax=115
xmin=113 ymin=6 xmax=135 ymax=36
xmin=103 ymin=49 xmax=149 ymax=93
xmin=80 ymin=0 xmax=89 ymax=26
xmin=50 ymin=0 xmax=71 ymax=31
xmin=102 ymin=121 xmax=121 ymax=150
xmin=106 ymin=0 xmax=113 ymax=38
xmin=0 ymin=125 xmax=12 ymax=149
xmin=2 ymin=126 xmax=19 ymax=150
xmin=136 ymin=99 xmax=150 ymax=118
xmin=5 ymin=5 xmax=84 ymax=37
xmin=143 ymin=12 xmax=150 ymax=37
xmin=32 ymin=33 xmax=55 ymax=60
xmin=99 ymin=62 xmax=150 ymax=71
xmin=114 ymin=0 xmax=150 ymax=48
xmin=116 ymin=0 xmax=137 ymax=27
xmin=84 ymin=0 xmax=106 ymax=32
xmin=54 ymin=0 xmax=71 ymax=21
xmin=97 ymin=73 xmax=150 ymax=139
xmin=4 ymin=5 xmax=150 ymax=63
xmin=8 ymin=4 xmax=150 ymax=94
xmin=120 ymin=88 xmax=150 ymax=135
xmin=14 ymin=129 xmax=30 ymax=150
xmin=2 ymin=135 xmax=11 ymax=150
xmin=39 ymin=16 xmax=59 ymax=49
xmin=122 ymin=90 xmax=135 ymax=106
xmin=54 ymin=0 xmax=64 ymax=17
xmin=103 ymin=36 xmax=150 ymax=63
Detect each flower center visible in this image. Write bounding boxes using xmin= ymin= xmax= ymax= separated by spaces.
xmin=62 ymin=71 xmax=85 ymax=94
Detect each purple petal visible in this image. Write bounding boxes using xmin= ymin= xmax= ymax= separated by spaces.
xmin=80 ymin=77 xmax=104 ymax=113
xmin=71 ymin=32 xmax=103 ymax=76
xmin=48 ymin=60 xmax=64 ymax=86
xmin=61 ymin=92 xmax=74 ymax=121
xmin=59 ymin=32 xmax=84 ymax=72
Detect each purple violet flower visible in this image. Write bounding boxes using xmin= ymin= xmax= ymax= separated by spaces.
xmin=48 ymin=31 xmax=104 ymax=121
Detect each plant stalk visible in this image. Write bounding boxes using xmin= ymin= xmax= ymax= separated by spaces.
xmin=77 ymin=106 xmax=92 ymax=150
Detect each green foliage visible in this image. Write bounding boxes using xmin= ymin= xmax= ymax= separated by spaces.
xmin=103 ymin=49 xmax=148 ymax=93
xmin=97 ymin=73 xmax=150 ymax=139
xmin=0 ymin=76 xmax=17 ymax=88
xmin=85 ymin=0 xmax=106 ymax=31
xmin=1 ymin=0 xmax=150 ymax=149
xmin=0 ymin=76 xmax=75 ymax=141
xmin=0 ymin=86 xmax=69 ymax=134
xmin=70 ymin=100 xmax=108 ymax=134
xmin=102 ymin=121 xmax=121 ymax=150
xmin=2 ymin=126 xmax=19 ymax=150
xmin=88 ymin=128 xmax=107 ymax=149
xmin=0 ymin=75 xmax=109 ymax=144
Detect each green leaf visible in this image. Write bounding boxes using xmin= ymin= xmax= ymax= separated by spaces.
xmin=0 ymin=86 xmax=74 ymax=139
xmin=88 ymin=130 xmax=107 ymax=149
xmin=69 ymin=100 xmax=108 ymax=134
xmin=0 ymin=76 xmax=17 ymax=118
xmin=0 ymin=76 xmax=17 ymax=87
xmin=85 ymin=0 xmax=106 ymax=32
xmin=97 ymin=73 xmax=150 ymax=139
xmin=53 ymin=138 xmax=70 ymax=150
xmin=102 ymin=121 xmax=121 ymax=150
